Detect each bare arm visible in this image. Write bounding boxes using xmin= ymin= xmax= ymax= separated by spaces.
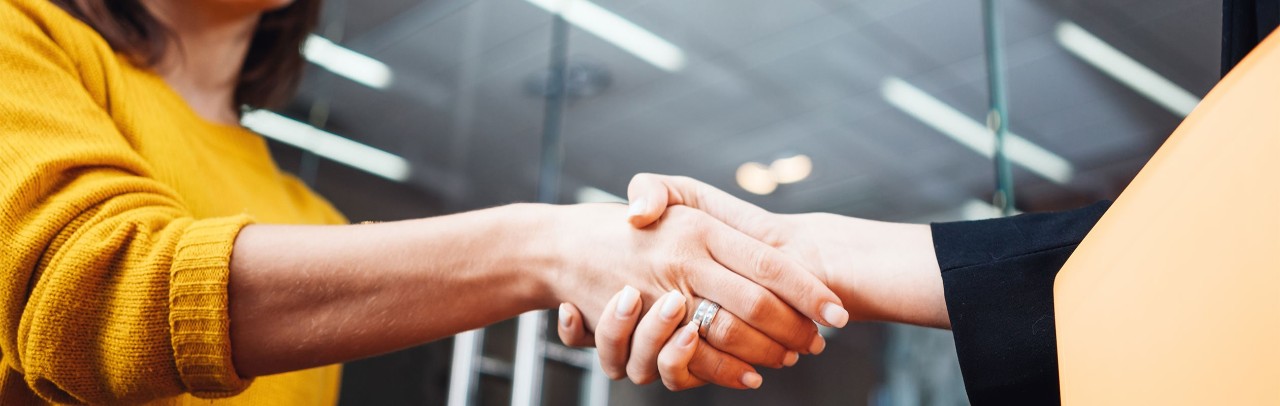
xmin=228 ymin=204 xmax=558 ymax=377
xmin=229 ymin=202 xmax=845 ymax=378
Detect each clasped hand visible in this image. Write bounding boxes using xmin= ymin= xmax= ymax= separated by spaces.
xmin=556 ymin=174 xmax=855 ymax=391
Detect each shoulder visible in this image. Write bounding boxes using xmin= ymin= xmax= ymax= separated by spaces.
xmin=0 ymin=0 xmax=131 ymax=110
xmin=1 ymin=0 xmax=83 ymax=38
xmin=0 ymin=0 xmax=117 ymax=72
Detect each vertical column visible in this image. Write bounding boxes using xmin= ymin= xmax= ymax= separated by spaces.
xmin=447 ymin=329 xmax=485 ymax=406
xmin=512 ymin=11 xmax=572 ymax=406
xmin=982 ymin=0 xmax=1016 ymax=216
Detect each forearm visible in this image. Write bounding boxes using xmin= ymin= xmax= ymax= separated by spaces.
xmin=792 ymin=213 xmax=949 ymax=329
xmin=228 ymin=203 xmax=560 ymax=377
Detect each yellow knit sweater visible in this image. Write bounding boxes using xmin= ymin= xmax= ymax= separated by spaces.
xmin=0 ymin=0 xmax=344 ymax=404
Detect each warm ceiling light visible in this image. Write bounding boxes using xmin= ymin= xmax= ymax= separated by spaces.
xmin=770 ymin=154 xmax=813 ymax=184
xmin=736 ymin=162 xmax=777 ymax=195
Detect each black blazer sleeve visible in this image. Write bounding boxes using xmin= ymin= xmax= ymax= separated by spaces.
xmin=931 ymin=201 xmax=1111 ymax=405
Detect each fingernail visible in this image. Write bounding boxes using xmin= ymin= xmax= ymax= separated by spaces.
xmin=808 ymin=334 xmax=826 ymax=355
xmin=615 ymin=286 xmax=640 ymax=318
xmin=741 ymin=372 xmax=762 ymax=389
xmin=821 ymin=302 xmax=849 ymax=328
xmin=782 ymin=351 xmax=799 ymax=367
xmin=627 ymin=198 xmax=649 ymax=217
xmin=677 ymin=322 xmax=698 ymax=347
xmin=558 ymin=303 xmax=572 ymax=328
xmin=659 ymin=290 xmax=683 ymax=320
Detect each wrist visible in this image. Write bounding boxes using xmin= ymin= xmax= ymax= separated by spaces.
xmin=496 ymin=203 xmax=566 ymax=310
xmin=790 ymin=213 xmax=947 ymax=328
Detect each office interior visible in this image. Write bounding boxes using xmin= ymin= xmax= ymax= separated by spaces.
xmin=252 ymin=0 xmax=1220 ymax=404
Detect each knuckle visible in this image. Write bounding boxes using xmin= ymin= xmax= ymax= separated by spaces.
xmin=742 ymin=288 xmax=776 ymax=321
xmin=604 ymin=367 xmax=626 ymax=381
xmin=710 ymin=314 xmax=740 ymax=346
xmin=763 ymin=344 xmax=788 ymax=367
xmin=657 ymin=352 xmax=679 ymax=374
xmin=709 ymin=353 xmax=729 ymax=379
xmin=749 ymin=249 xmax=784 ymax=283
xmin=662 ymin=377 xmax=682 ymax=391
xmin=665 ymin=258 xmax=694 ymax=281
xmin=631 ymin=372 xmax=656 ymax=386
xmin=787 ymin=320 xmax=818 ymax=349
xmin=597 ymin=330 xmax=624 ymax=348
xmin=626 ymin=363 xmax=655 ymax=385
xmin=667 ymin=206 xmax=704 ymax=225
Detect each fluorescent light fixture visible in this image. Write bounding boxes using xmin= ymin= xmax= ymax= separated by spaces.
xmin=1055 ymin=21 xmax=1200 ymax=117
xmin=241 ymin=110 xmax=411 ymax=182
xmin=304 ymin=35 xmax=394 ymax=89
xmin=524 ymin=0 xmax=686 ymax=72
xmin=575 ymin=186 xmax=627 ymax=203
xmin=881 ymin=77 xmax=1074 ymax=184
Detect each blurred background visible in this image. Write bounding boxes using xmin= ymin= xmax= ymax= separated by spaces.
xmin=245 ymin=0 xmax=1221 ymax=404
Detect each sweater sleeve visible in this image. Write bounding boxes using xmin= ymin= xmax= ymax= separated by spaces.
xmin=931 ymin=201 xmax=1111 ymax=405
xmin=0 ymin=2 xmax=253 ymax=403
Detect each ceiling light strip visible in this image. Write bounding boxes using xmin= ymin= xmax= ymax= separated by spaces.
xmin=304 ymin=35 xmax=395 ymax=89
xmin=1055 ymin=21 xmax=1200 ymax=117
xmin=242 ymin=110 xmax=411 ymax=182
xmin=881 ymin=77 xmax=1074 ymax=184
xmin=524 ymin=0 xmax=686 ymax=72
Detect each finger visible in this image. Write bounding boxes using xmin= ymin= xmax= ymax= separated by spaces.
xmin=701 ymin=304 xmax=798 ymax=368
xmin=686 ymin=259 xmax=822 ymax=354
xmin=705 ymin=222 xmax=849 ymax=328
xmin=625 ymin=290 xmax=687 ymax=384
xmin=595 ymin=285 xmax=643 ymax=380
xmin=627 ymin=174 xmax=772 ymax=236
xmin=655 ymin=322 xmax=707 ymax=391
xmin=625 ymin=173 xmax=672 ymax=228
xmin=556 ymin=303 xmax=595 ymax=347
xmin=686 ymin=332 xmax=762 ymax=390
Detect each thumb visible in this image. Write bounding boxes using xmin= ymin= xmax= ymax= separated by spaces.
xmin=626 ymin=174 xmax=774 ymax=239
xmin=626 ymin=173 xmax=672 ymax=228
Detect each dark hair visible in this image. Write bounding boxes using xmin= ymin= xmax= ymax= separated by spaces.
xmin=50 ymin=0 xmax=322 ymax=110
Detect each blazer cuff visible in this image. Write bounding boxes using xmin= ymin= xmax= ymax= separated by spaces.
xmin=933 ymin=201 xmax=1110 ymax=404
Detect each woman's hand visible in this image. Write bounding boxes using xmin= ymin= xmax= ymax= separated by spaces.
xmin=558 ymin=174 xmax=948 ymax=390
xmin=558 ymin=287 xmax=805 ymax=390
xmin=544 ymin=203 xmax=848 ymax=377
xmin=620 ymin=174 xmax=947 ymax=327
xmin=546 ymin=203 xmax=848 ymax=330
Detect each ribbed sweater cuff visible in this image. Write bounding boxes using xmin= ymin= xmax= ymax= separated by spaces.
xmin=169 ymin=215 xmax=254 ymax=398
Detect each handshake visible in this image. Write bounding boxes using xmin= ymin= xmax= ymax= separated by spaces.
xmin=545 ymin=173 xmax=948 ymax=391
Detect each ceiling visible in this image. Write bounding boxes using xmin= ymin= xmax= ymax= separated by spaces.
xmin=275 ymin=0 xmax=1221 ymax=222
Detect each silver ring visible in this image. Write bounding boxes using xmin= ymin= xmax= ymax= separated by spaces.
xmin=692 ymin=299 xmax=721 ymax=337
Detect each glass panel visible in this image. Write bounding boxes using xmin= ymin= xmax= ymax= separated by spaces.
xmin=259 ymin=0 xmax=1221 ymax=404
